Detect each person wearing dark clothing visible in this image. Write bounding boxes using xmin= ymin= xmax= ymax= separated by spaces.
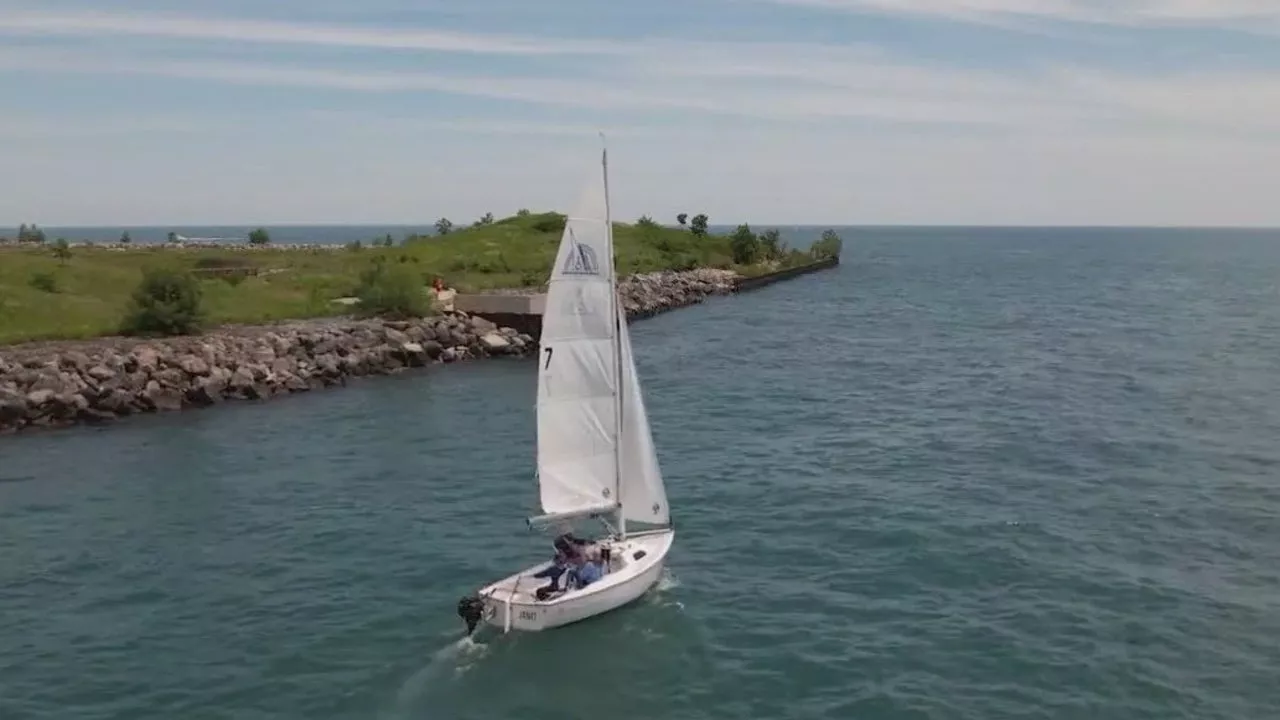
xmin=553 ymin=532 xmax=589 ymax=557
xmin=533 ymin=556 xmax=568 ymax=601
xmin=534 ymin=532 xmax=592 ymax=601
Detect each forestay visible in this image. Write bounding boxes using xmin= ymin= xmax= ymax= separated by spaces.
xmin=535 ymin=171 xmax=620 ymax=518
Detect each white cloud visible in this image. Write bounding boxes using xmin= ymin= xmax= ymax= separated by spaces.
xmin=0 ymin=39 xmax=1275 ymax=136
xmin=1 ymin=7 xmax=1279 ymax=224
xmin=0 ymin=113 xmax=214 ymax=138
xmin=760 ymin=0 xmax=1280 ymax=31
xmin=0 ymin=10 xmax=622 ymax=56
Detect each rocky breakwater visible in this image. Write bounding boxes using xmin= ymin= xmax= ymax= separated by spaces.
xmin=617 ymin=268 xmax=739 ymax=319
xmin=0 ymin=313 xmax=534 ymax=434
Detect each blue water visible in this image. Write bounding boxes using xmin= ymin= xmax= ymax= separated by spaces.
xmin=3 ymin=228 xmax=1280 ymax=719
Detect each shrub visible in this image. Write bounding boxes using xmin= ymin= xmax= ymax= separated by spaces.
xmin=121 ymin=267 xmax=205 ymax=336
xmin=636 ymin=215 xmax=659 ymax=228
xmin=729 ymin=224 xmax=760 ymax=265
xmin=531 ymin=213 xmax=567 ymax=234
xmin=29 ymin=271 xmax=58 ymax=293
xmin=474 ymin=212 xmax=495 ymax=227
xmin=759 ymin=228 xmax=783 ymax=261
xmin=811 ymin=229 xmax=843 ymax=260
xmin=248 ymin=228 xmax=271 ymax=245
xmin=517 ymin=208 xmax=532 ymax=217
xmin=355 ymin=258 xmax=432 ymax=318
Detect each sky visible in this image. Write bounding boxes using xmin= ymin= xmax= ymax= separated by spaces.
xmin=1 ymin=0 xmax=1278 ymax=227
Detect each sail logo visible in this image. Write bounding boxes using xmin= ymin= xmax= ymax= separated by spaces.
xmin=561 ymin=228 xmax=600 ymax=276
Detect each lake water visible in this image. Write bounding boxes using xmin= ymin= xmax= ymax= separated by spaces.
xmin=3 ymin=228 xmax=1279 ymax=719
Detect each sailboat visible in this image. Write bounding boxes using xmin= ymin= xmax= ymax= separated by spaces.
xmin=455 ymin=143 xmax=674 ymax=636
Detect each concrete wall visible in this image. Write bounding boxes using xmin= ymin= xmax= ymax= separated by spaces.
xmin=733 ymin=257 xmax=839 ymax=292
xmin=453 ymin=257 xmax=840 ymax=340
xmin=452 ymin=293 xmax=546 ymax=316
xmin=452 ymin=293 xmax=546 ymax=337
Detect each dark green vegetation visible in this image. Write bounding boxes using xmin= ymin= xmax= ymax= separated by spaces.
xmin=120 ymin=268 xmax=206 ymax=337
xmin=0 ymin=212 xmax=841 ymax=343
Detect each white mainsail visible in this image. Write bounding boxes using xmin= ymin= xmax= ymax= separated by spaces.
xmin=534 ymin=161 xmax=621 ymax=520
xmin=531 ymin=147 xmax=670 ymax=533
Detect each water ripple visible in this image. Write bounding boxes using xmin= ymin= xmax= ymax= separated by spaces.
xmin=3 ymin=230 xmax=1280 ymax=719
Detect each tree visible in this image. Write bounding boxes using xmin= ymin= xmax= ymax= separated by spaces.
xmin=121 ymin=267 xmax=205 ymax=336
xmin=167 ymin=231 xmax=180 ymax=244
xmin=690 ymin=213 xmax=709 ymax=238
xmin=248 ymin=228 xmax=270 ymax=245
xmin=636 ymin=215 xmax=658 ymax=228
xmin=435 ymin=217 xmax=454 ymax=235
xmin=759 ymin=228 xmax=782 ymax=261
xmin=729 ymin=224 xmax=760 ymax=265
xmin=811 ymin=229 xmax=843 ymax=260
xmin=383 ymin=233 xmax=395 ymax=248
xmin=18 ymin=224 xmax=45 ymax=244
xmin=474 ymin=212 xmax=495 ymax=227
xmin=517 ymin=208 xmax=532 ymax=217
xmin=676 ymin=213 xmax=688 ymax=227
xmin=120 ymin=231 xmax=132 ymax=244
xmin=51 ymin=238 xmax=72 ymax=264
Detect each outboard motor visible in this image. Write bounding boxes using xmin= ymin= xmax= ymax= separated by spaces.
xmin=456 ymin=594 xmax=485 ymax=636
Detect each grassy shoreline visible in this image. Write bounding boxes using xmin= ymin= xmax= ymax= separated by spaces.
xmin=0 ymin=212 xmax=839 ymax=345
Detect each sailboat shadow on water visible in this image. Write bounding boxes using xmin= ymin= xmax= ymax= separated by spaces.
xmin=454 ymin=142 xmax=676 ymax=637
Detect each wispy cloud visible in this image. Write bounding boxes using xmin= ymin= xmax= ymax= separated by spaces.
xmin=1 ymin=5 xmax=1278 ymax=225
xmin=0 ymin=44 xmax=1088 ymax=128
xmin=0 ymin=10 xmax=622 ymax=56
xmin=0 ymin=34 xmax=1274 ymax=135
xmin=759 ymin=0 xmax=1280 ymax=32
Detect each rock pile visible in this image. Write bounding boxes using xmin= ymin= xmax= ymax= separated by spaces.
xmin=0 ymin=268 xmax=744 ymax=435
xmin=618 ymin=268 xmax=738 ymax=318
xmin=0 ymin=314 xmax=533 ymax=434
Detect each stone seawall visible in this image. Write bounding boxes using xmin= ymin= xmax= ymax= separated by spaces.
xmin=733 ymin=256 xmax=839 ymax=292
xmin=0 ymin=268 xmax=741 ymax=435
xmin=0 ymin=314 xmax=536 ymax=434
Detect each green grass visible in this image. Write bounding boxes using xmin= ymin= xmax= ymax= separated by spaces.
xmin=0 ymin=212 xmax=827 ymax=345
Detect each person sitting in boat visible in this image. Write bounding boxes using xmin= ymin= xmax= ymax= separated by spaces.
xmin=532 ymin=545 xmax=573 ymax=600
xmin=553 ymin=530 xmax=590 ymax=558
xmin=567 ymin=552 xmax=604 ymax=589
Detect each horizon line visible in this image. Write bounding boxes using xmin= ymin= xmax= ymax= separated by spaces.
xmin=8 ymin=222 xmax=1280 ymax=232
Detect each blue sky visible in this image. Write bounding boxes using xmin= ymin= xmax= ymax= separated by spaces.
xmin=1 ymin=0 xmax=1278 ymax=226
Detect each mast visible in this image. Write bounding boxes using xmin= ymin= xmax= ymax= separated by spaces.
xmin=601 ymin=134 xmax=627 ymax=540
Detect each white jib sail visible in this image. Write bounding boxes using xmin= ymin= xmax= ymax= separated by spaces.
xmin=615 ymin=299 xmax=670 ymax=526
xmin=535 ymin=167 xmax=621 ymax=518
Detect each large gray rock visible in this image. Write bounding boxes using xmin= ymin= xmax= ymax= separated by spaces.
xmin=480 ymin=332 xmax=511 ymax=353
xmin=0 ymin=305 xmax=541 ymax=433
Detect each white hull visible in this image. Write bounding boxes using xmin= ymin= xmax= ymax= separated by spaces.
xmin=474 ymin=529 xmax=673 ymax=633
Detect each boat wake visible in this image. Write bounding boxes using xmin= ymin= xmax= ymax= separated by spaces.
xmin=648 ymin=568 xmax=684 ymax=610
xmin=377 ymin=636 xmax=489 ymax=720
